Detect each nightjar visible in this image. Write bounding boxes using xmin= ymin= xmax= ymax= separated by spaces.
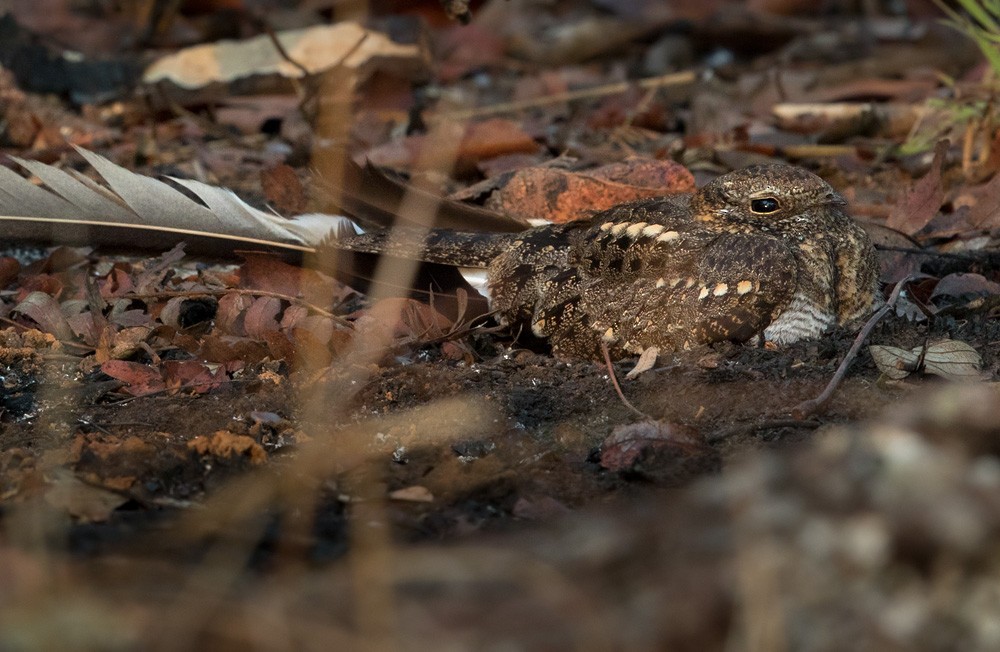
xmin=331 ymin=164 xmax=881 ymax=358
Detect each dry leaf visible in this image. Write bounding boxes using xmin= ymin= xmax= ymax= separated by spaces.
xmin=43 ymin=469 xmax=128 ymax=523
xmin=870 ymin=339 xmax=983 ymax=381
xmin=12 ymin=291 xmax=74 ymax=340
xmin=625 ymin=346 xmax=660 ymax=379
xmin=484 ymin=161 xmax=694 ymax=223
xmin=886 ymin=140 xmax=947 ymax=235
xmin=869 ymin=344 xmax=917 ymax=380
xmin=100 ymin=360 xmax=166 ymax=396
xmin=261 ymin=164 xmax=307 ymax=216
xmin=388 ymin=485 xmax=434 ymax=502
xmin=142 ymin=23 xmax=427 ymax=90
xmin=599 ymin=420 xmax=704 ymax=471
xmin=922 ymin=340 xmax=984 ymax=380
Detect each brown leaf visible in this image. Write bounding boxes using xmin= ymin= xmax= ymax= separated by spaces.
xmin=163 ymin=360 xmax=226 ymax=394
xmin=100 ymin=267 xmax=135 ymax=298
xmin=66 ymin=312 xmax=101 ymax=346
xmin=886 ymin=140 xmax=947 ymax=235
xmin=216 ymin=292 xmax=254 ymax=336
xmin=869 ymin=344 xmax=916 ymax=380
xmin=43 ymin=469 xmax=128 ymax=523
xmin=512 ymin=494 xmax=571 ymax=521
xmin=262 ymin=329 xmax=296 ymax=362
xmin=198 ymin=334 xmax=272 ymax=364
xmin=144 ymin=22 xmax=428 ymax=93
xmin=952 ymin=173 xmax=1000 ymax=230
xmin=18 ymin=273 xmax=63 ymax=300
xmin=587 ymin=159 xmax=697 ymax=190
xmin=599 ymin=421 xmax=705 ymax=471
xmin=485 ymin=162 xmax=694 ymax=223
xmin=931 ymin=273 xmax=1000 ymax=300
xmin=0 ymin=257 xmax=20 ymax=288
xmin=106 ymin=326 xmax=154 ymax=361
xmin=243 ymin=296 xmax=283 ymax=338
xmin=261 ymin=164 xmax=307 ymax=215
xmin=134 ymin=244 xmax=188 ymax=294
xmin=437 ymin=24 xmax=506 ymax=81
xmin=351 ymin=298 xmax=453 ymax=344
xmin=12 ymin=291 xmax=74 ymax=340
xmin=100 ymin=360 xmax=166 ymax=396
xmin=239 ymin=253 xmax=305 ymax=297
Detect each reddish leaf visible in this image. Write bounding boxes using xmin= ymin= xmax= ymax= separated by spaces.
xmin=587 ymin=159 xmax=697 ymax=190
xmin=217 ymin=292 xmax=254 ymax=336
xmin=239 ymin=253 xmax=305 ymax=297
xmin=162 ymin=360 xmax=226 ymax=394
xmin=262 ymin=330 xmax=296 ymax=362
xmin=244 ymin=296 xmax=283 ymax=338
xmin=261 ymin=164 xmax=307 ymax=215
xmin=600 ymin=421 xmax=707 ymax=471
xmin=886 ymin=141 xmax=947 ymax=235
xmin=18 ymin=273 xmax=63 ymax=300
xmin=437 ymin=24 xmax=506 ymax=81
xmin=484 ymin=162 xmax=694 ymax=223
xmin=100 ymin=267 xmax=135 ymax=298
xmin=198 ymin=334 xmax=271 ymax=364
xmin=100 ymin=360 xmax=166 ymax=396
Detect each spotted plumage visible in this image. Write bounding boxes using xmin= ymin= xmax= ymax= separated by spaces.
xmin=332 ymin=164 xmax=881 ymax=358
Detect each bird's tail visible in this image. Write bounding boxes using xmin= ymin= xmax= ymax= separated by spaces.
xmin=0 ymin=147 xmax=520 ymax=266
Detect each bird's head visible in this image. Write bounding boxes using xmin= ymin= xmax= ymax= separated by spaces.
xmin=691 ymin=164 xmax=847 ymax=232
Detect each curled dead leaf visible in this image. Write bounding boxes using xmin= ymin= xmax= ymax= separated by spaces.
xmin=870 ymin=339 xmax=983 ymax=382
xmin=625 ymin=346 xmax=659 ymax=379
xmin=13 ymin=291 xmax=74 ymax=340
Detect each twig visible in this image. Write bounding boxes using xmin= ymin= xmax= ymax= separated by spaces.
xmin=792 ymin=277 xmax=912 ymax=418
xmin=600 ymin=341 xmax=650 ymax=419
xmin=437 ymin=70 xmax=697 ymax=121
xmin=707 ymin=418 xmax=821 ymax=443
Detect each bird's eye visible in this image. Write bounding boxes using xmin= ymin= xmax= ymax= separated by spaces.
xmin=750 ymin=197 xmax=780 ymax=214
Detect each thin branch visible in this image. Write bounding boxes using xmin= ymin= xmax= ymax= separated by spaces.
xmin=792 ymin=277 xmax=912 ymax=418
xmin=437 ymin=70 xmax=697 ymax=121
xmin=600 ymin=340 xmax=650 ymax=419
